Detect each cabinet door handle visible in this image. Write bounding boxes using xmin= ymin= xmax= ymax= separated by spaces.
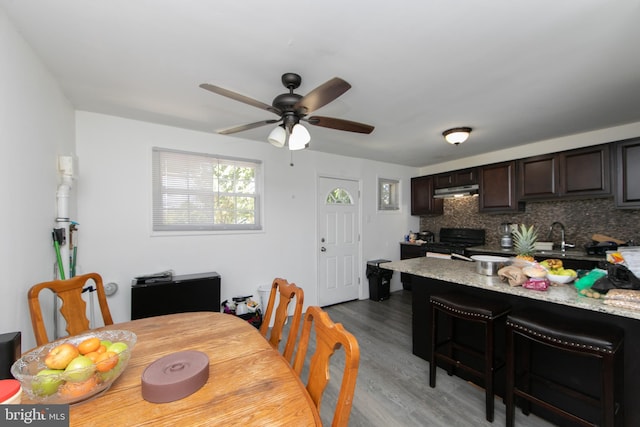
xmin=321 ymin=247 xmax=327 ymax=252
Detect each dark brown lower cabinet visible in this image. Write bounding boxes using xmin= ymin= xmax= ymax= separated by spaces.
xmin=400 ymin=243 xmax=426 ymax=290
xmin=411 ymin=275 xmax=640 ymax=427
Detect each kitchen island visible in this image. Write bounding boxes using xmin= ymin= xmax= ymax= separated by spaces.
xmin=381 ymin=257 xmax=640 ymax=427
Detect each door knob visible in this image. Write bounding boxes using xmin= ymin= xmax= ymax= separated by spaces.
xmin=320 ymin=247 xmax=326 ymax=252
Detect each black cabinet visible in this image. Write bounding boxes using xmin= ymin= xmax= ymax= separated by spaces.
xmin=478 ymin=161 xmax=524 ymax=213
xmin=411 ymin=176 xmax=443 ymax=215
xmin=560 ymin=144 xmax=611 ymax=197
xmin=615 ymin=137 xmax=640 ymax=208
xmin=518 ymin=153 xmax=559 ymax=200
xmin=433 ymin=167 xmax=478 ymax=189
xmin=131 ymin=272 xmax=221 ymax=320
xmin=400 ymin=244 xmax=426 ymax=289
xmin=518 ymin=144 xmax=611 ymax=201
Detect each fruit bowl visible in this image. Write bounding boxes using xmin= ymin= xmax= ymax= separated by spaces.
xmin=11 ymin=330 xmax=136 ymax=405
xmin=547 ymin=273 xmax=577 ymax=284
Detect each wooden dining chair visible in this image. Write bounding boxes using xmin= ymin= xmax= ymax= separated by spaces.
xmin=259 ymin=278 xmax=304 ymax=364
xmin=28 ymin=272 xmax=114 ymax=346
xmin=292 ymin=306 xmax=360 ymax=427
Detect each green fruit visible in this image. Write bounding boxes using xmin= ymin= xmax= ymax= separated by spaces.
xmin=107 ymin=342 xmax=128 ymax=354
xmin=64 ymin=355 xmax=95 ymax=382
xmin=32 ymin=369 xmax=64 ymax=396
xmin=100 ymin=340 xmax=112 ymax=348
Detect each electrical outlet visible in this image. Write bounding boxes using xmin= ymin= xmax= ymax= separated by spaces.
xmin=104 ymin=282 xmax=118 ymax=296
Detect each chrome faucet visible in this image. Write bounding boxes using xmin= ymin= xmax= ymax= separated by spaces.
xmin=548 ymin=222 xmax=575 ymax=252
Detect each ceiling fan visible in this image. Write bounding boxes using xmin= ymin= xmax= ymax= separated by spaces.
xmin=199 ymin=73 xmax=374 ymax=150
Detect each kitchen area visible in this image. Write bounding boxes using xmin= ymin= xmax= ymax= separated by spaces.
xmin=387 ymin=138 xmax=640 ymax=426
xmin=407 ymin=138 xmax=640 ymax=266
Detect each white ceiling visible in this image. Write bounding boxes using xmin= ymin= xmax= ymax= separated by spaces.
xmin=3 ymin=0 xmax=640 ymax=167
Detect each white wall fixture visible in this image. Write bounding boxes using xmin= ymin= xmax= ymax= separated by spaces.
xmin=443 ymin=127 xmax=472 ymax=145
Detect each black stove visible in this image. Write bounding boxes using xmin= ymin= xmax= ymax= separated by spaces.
xmin=425 ymin=228 xmax=486 ymax=256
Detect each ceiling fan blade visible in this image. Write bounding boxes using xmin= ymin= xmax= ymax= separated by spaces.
xmin=218 ymin=119 xmax=280 ymax=135
xmin=200 ymin=83 xmax=281 ymax=115
xmin=307 ymin=116 xmax=374 ymax=134
xmin=294 ymin=78 xmax=351 ymax=115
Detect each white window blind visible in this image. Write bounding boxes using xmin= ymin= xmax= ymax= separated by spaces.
xmin=152 ymin=148 xmax=262 ymax=231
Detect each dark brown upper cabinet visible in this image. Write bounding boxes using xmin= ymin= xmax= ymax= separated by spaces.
xmin=411 ymin=176 xmax=443 ymax=215
xmin=518 ymin=144 xmax=611 ymax=200
xmin=478 ymin=161 xmax=524 ymax=213
xmin=615 ymin=137 xmax=640 ymax=208
xmin=433 ymin=168 xmax=478 ymax=189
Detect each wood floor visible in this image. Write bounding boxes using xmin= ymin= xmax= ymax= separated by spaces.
xmin=304 ymin=290 xmax=556 ymax=427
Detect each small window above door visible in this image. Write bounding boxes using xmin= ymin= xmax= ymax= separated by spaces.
xmin=326 ymin=188 xmax=353 ymax=205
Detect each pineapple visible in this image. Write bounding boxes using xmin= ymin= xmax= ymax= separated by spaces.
xmin=512 ymin=224 xmax=538 ymax=262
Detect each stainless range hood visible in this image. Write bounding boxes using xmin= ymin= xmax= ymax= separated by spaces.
xmin=433 ymin=184 xmax=479 ymax=199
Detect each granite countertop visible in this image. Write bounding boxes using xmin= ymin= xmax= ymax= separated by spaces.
xmin=467 ymin=245 xmax=605 ymax=262
xmin=381 ymin=257 xmax=640 ymax=321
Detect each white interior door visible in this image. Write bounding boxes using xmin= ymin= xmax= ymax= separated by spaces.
xmin=317 ymin=176 xmax=360 ymax=306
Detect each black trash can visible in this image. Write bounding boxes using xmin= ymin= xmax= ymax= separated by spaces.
xmin=366 ymin=259 xmax=393 ymax=301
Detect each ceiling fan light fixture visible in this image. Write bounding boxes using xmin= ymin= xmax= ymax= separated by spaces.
xmin=289 ymin=124 xmax=311 ymax=150
xmin=443 ymin=127 xmax=472 ymax=145
xmin=268 ymin=125 xmax=286 ymax=148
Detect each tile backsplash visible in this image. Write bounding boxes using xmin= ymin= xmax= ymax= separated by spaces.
xmin=420 ymin=196 xmax=640 ymax=248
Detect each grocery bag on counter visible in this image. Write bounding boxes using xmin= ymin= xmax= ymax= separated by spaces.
xmin=592 ymin=264 xmax=640 ymax=293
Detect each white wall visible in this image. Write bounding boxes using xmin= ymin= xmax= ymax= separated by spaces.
xmin=75 ymin=112 xmax=420 ymax=324
xmin=0 ymin=9 xmax=75 ymax=352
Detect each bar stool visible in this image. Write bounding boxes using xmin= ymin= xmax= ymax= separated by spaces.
xmin=505 ymin=308 xmax=624 ymax=427
xmin=429 ymin=292 xmax=511 ymax=422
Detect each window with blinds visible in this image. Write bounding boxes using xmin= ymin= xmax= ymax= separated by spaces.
xmin=152 ymin=148 xmax=262 ymax=231
xmin=378 ymin=177 xmax=400 ymax=211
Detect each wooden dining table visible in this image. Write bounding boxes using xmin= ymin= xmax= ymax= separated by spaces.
xmin=25 ymin=312 xmax=321 ymax=426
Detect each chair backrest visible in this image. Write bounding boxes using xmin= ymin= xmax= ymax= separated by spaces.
xmin=28 ymin=273 xmax=114 ymax=346
xmin=292 ymin=306 xmax=360 ymax=427
xmin=259 ymin=278 xmax=304 ymax=364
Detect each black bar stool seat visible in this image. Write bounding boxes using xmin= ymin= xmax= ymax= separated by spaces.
xmin=506 ymin=308 xmax=624 ymax=427
xmin=430 ymin=292 xmax=511 ymax=422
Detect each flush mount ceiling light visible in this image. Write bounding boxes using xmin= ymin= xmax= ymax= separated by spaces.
xmin=443 ymin=127 xmax=472 ymax=145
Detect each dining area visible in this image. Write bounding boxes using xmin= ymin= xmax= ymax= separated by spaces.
xmin=5 ymin=274 xmax=360 ymax=426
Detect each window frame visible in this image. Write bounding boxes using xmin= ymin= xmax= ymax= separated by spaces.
xmin=151 ymin=147 xmax=263 ymax=233
xmin=377 ymin=177 xmax=400 ymax=211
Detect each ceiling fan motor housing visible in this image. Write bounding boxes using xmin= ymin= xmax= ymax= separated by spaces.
xmin=272 ymin=93 xmax=303 ymax=114
xmin=281 ymin=73 xmax=302 ymax=90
